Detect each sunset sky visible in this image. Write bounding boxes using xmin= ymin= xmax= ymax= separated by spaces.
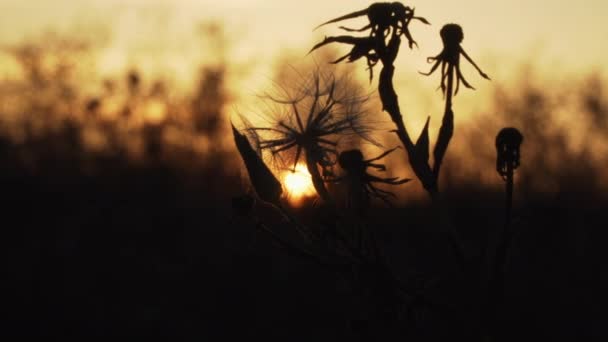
xmin=1 ymin=0 xmax=606 ymax=135
xmin=1 ymin=0 xmax=606 ymax=72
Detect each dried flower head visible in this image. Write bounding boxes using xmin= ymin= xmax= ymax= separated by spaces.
xmin=311 ymin=3 xmax=429 ymax=82
xmin=332 ymin=147 xmax=410 ymax=210
xmin=314 ymin=2 xmax=429 ymax=48
xmin=496 ymin=127 xmax=523 ymax=180
xmin=420 ymin=23 xmax=490 ymax=96
xmin=243 ymin=69 xmax=377 ymax=202
xmin=309 ymin=36 xmax=380 ymax=82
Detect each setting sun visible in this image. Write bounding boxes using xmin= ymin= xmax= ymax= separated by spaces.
xmin=282 ymin=164 xmax=316 ymax=201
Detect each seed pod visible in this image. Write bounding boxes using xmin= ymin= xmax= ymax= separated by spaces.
xmin=495 ymin=127 xmax=523 ymax=180
xmin=440 ymin=24 xmax=464 ymax=47
xmin=232 ymin=124 xmax=283 ymax=205
xmin=338 ymin=149 xmax=366 ymax=174
xmin=420 ymin=23 xmax=490 ymax=99
xmin=335 ymin=148 xmax=409 ymax=212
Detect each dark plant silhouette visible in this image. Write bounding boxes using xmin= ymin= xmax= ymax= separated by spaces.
xmin=496 ymin=127 xmax=523 ymax=225
xmin=420 ymin=24 xmax=490 ymax=99
xmin=4 ymin=4 xmax=604 ymax=342
xmin=313 ymin=5 xmax=471 ymax=197
xmin=314 ymin=2 xmax=429 ymax=49
xmin=485 ymin=127 xmax=524 ymax=340
xmin=312 ymin=4 xmax=495 ymax=264
xmin=232 ymin=124 xmax=283 ymax=206
xmin=235 ymin=1 xmax=490 ymax=336
xmin=420 ymin=24 xmax=491 ymax=179
xmin=242 ymin=71 xmax=373 ymax=203
xmin=309 ymin=36 xmax=380 ymax=82
xmin=231 ymin=125 xmax=418 ymax=335
xmin=332 ymin=148 xmax=410 ymax=211
xmin=232 ymin=69 xmax=421 ymax=337
xmin=309 ymin=2 xmax=498 ymax=337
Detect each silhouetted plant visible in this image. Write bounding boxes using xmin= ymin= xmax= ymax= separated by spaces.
xmin=314 ymin=2 xmax=429 ymax=49
xmin=496 ymin=127 xmax=523 ymax=225
xmin=233 ymin=3 xmax=456 ymax=335
xmin=421 ymin=23 xmax=491 ymax=178
xmin=309 ymin=2 xmax=499 ymax=336
xmin=486 ymin=127 xmax=523 ymax=340
xmin=232 ymin=67 xmax=421 ymax=336
xmin=243 ymin=70 xmax=373 ymax=203
xmin=232 ymin=124 xmax=283 ymax=206
xmin=0 ymin=10 xmax=604 ymax=341
xmin=312 ymin=3 xmax=494 ymax=263
xmin=332 ymin=148 xmax=410 ymax=212
xmin=309 ymin=36 xmax=380 ymax=82
xmin=314 ymin=4 xmax=425 ymax=194
xmin=420 ymin=24 xmax=490 ymax=101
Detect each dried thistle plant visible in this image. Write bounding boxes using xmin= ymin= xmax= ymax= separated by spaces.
xmin=311 ymin=3 xmax=429 ymax=83
xmin=495 ymin=127 xmax=523 ymax=224
xmin=243 ymin=69 xmax=377 ymax=203
xmin=486 ymin=127 xmax=523 ymax=339
xmin=314 ymin=2 xmax=429 ymax=48
xmin=331 ymin=148 xmax=410 ymax=212
xmin=232 ymin=3 xmax=505 ymax=336
xmin=311 ymin=2 xmax=493 ymax=265
xmin=420 ymin=24 xmax=490 ymax=105
xmin=309 ymin=36 xmax=380 ymax=82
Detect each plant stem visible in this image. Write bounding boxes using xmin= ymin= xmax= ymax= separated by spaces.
xmin=432 ymin=65 xmax=455 ymax=178
xmin=505 ymin=164 xmax=513 ymax=227
xmin=487 ymin=164 xmax=514 ymax=338
xmin=379 ymin=63 xmax=436 ymax=194
xmin=305 ymin=151 xmax=332 ymax=204
xmin=377 ymin=34 xmax=464 ymax=260
xmin=445 ymin=65 xmax=454 ymax=113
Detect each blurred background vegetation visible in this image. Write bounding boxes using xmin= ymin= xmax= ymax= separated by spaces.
xmin=1 ymin=22 xmax=606 ymax=203
xmin=2 ymin=2 xmax=607 ymax=339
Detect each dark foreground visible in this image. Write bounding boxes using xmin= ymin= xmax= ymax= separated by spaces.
xmin=2 ymin=144 xmax=606 ymax=340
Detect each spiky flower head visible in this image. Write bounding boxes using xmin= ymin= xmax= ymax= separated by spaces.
xmin=334 ymin=147 xmax=410 ymax=210
xmin=239 ymin=67 xmax=379 ymax=201
xmin=420 ymin=23 xmax=490 ymax=97
xmin=246 ymin=68 xmax=377 ymax=174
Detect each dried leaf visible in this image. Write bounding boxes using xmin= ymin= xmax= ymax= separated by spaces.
xmin=232 ymin=123 xmax=282 ymax=205
xmin=415 ymin=116 xmax=431 ymax=164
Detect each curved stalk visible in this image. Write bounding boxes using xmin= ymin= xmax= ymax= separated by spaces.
xmin=305 ymin=150 xmax=332 ymax=204
xmin=432 ymin=64 xmax=454 ymax=178
xmin=376 ymin=33 xmax=464 ymax=260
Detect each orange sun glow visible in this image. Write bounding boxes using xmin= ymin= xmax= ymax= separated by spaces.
xmin=282 ymin=164 xmax=316 ymax=201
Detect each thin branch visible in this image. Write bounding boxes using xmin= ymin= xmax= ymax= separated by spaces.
xmin=433 ymin=64 xmax=455 ymax=178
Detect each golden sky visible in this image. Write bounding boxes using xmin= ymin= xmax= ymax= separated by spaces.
xmin=1 ymin=0 xmax=606 ymax=198
xmin=1 ymin=0 xmax=606 ymax=115
xmin=1 ymin=0 xmax=606 ymax=70
xmin=2 ymin=0 xmax=605 ymax=132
